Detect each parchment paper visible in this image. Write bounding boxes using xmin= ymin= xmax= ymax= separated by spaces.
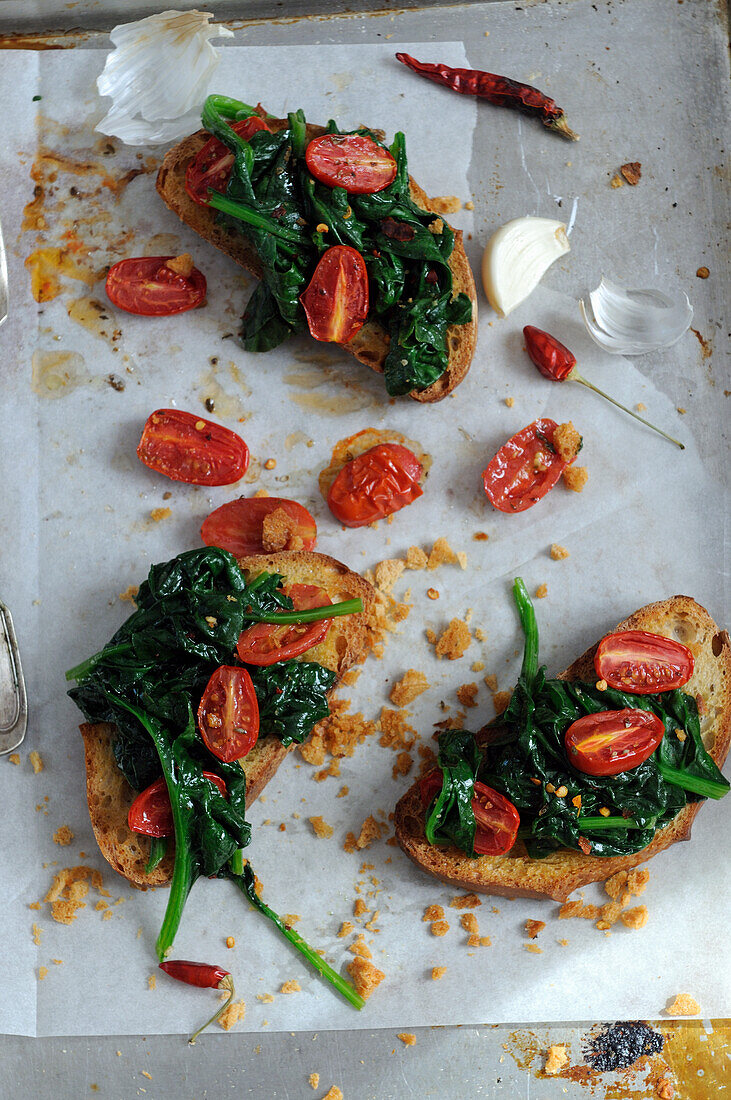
xmin=0 ymin=43 xmax=727 ymax=1037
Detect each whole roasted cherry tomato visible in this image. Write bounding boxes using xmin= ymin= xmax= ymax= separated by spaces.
xmin=419 ymin=769 xmax=519 ymax=856
xmin=128 ymin=772 xmax=226 ymax=837
xmin=106 ymin=256 xmax=206 ymax=316
xmin=197 ymin=665 xmax=260 ymax=762
xmin=594 ymin=630 xmax=694 ymax=694
xmin=137 ymin=409 xmax=249 ymax=486
xmin=236 ymin=583 xmax=332 ymax=666
xmin=185 ymin=116 xmax=272 ymax=206
xmin=201 ymin=496 xmax=317 ymax=557
xmin=482 ymin=418 xmax=567 ymax=513
xmin=565 ymin=708 xmax=665 ymax=777
xmin=305 ymin=133 xmax=397 ymax=194
xmin=300 ymin=245 xmax=369 ymax=344
xmin=327 ymin=443 xmax=423 ymax=528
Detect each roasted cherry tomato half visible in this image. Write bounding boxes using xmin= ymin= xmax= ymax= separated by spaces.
xmin=327 ymin=443 xmax=423 ymax=528
xmin=419 ymin=770 xmax=520 ymax=856
xmin=106 ymin=256 xmax=207 ymax=316
xmin=594 ymin=630 xmax=694 ymax=695
xmin=236 ymin=583 xmax=333 ymax=666
xmin=300 ymin=245 xmax=369 ymax=344
xmin=197 ymin=665 xmax=260 ymax=763
xmin=305 ymin=133 xmax=397 ymax=194
xmin=137 ymin=409 xmax=249 ymax=486
xmin=482 ymin=418 xmax=568 ymax=514
xmin=201 ymin=496 xmax=317 ymax=557
xmin=565 ymin=708 xmax=665 ymax=777
xmin=128 ymin=772 xmax=227 ymax=837
xmin=185 ymin=115 xmax=272 ymax=206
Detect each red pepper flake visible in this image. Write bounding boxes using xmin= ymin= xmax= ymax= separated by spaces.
xmin=381 ymin=217 xmax=416 ymax=242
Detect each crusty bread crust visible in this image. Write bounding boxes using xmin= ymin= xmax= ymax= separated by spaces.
xmin=395 ymin=597 xmax=731 ymax=901
xmin=156 ymin=120 xmax=478 ymax=403
xmin=80 ymin=550 xmax=375 ymax=889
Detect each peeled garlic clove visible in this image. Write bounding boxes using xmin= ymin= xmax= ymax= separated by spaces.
xmin=580 ymin=277 xmax=693 ymax=355
xmin=96 ymin=10 xmax=234 ymax=145
xmin=481 ymin=216 xmax=570 ymax=317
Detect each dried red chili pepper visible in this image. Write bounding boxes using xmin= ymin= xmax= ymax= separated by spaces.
xmin=522 ymin=325 xmax=684 ymax=449
xmin=395 ymin=53 xmax=578 ymax=140
xmin=159 ymin=960 xmax=235 ymax=1043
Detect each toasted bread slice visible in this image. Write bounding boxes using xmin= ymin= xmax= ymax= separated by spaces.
xmin=156 ymin=120 xmax=478 ymax=403
xmin=80 ymin=550 xmax=375 ymax=889
xmin=395 ymin=597 xmax=731 ymax=901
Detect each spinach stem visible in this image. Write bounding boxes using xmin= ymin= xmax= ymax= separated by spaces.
xmin=208 ymin=193 xmax=305 ymax=244
xmin=145 ymin=836 xmax=167 ymax=876
xmin=578 ymin=815 xmax=644 ymax=830
xmin=512 ymin=578 xmax=539 ymax=688
xmin=658 ymin=762 xmax=730 ymax=800
xmin=229 ymin=864 xmax=365 ymax=1010
xmin=254 ymin=597 xmax=363 ymax=625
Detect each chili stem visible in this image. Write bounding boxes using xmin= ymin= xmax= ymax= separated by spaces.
xmin=252 ymin=597 xmax=363 ymax=626
xmin=512 ymin=578 xmax=539 ymax=688
xmin=188 ymin=975 xmax=235 ymax=1045
xmin=229 ymin=863 xmax=365 ymax=1010
xmin=208 ymin=193 xmax=305 ymax=245
xmin=571 ymin=371 xmax=684 ymax=450
xmin=657 ymin=762 xmax=729 ymax=800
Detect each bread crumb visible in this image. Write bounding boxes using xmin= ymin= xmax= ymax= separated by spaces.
xmin=261 ymin=508 xmax=302 ymax=552
xmin=280 ymin=980 xmax=301 ymax=994
xmin=456 ymin=683 xmax=479 ymax=708
xmin=397 ymin=1033 xmax=416 ymax=1046
xmin=321 ymin=1088 xmax=343 ymax=1100
xmin=347 ymin=956 xmax=384 ymax=1000
xmin=423 ymin=905 xmax=444 ymax=922
xmin=353 ymin=898 xmax=368 ymax=918
xmin=449 ymin=894 xmax=481 ymax=910
xmin=119 ymin=584 xmax=139 ymax=603
xmin=665 ymin=993 xmax=700 ymax=1016
xmin=552 ymin=422 xmax=582 ymax=463
xmin=389 ymin=669 xmax=429 ymax=707
xmin=344 ymin=815 xmax=384 ymax=853
xmin=405 ymin=545 xmax=428 ymax=570
xmin=524 ymin=944 xmax=543 ymax=954
xmin=535 ymin=583 xmax=548 ymax=599
xmin=348 ymin=935 xmax=372 ymax=959
xmin=32 ymin=922 xmax=43 ymax=945
xmin=492 ymin=690 xmax=512 ymax=715
xmin=505 ymin=396 xmax=515 ymax=407
xmin=656 ymin=1079 xmax=674 ymax=1099
xmin=620 ymin=905 xmax=649 ymax=929
xmin=218 ymin=1000 xmax=246 ymax=1030
xmin=256 ymin=993 xmax=275 ymax=1003
xmin=559 ymin=900 xmax=600 ymax=921
xmin=44 ymin=865 xmax=107 ymax=924
xmin=341 ymin=669 xmax=360 ymax=686
xmin=150 ymin=507 xmax=171 ymax=523
xmin=53 ymin=825 xmax=74 ymax=846
xmin=550 ymin=544 xmax=570 ymax=561
xmin=315 ymin=758 xmax=341 ymax=782
xmin=337 ymin=786 xmax=349 ymax=798
xmin=225 ymin=936 xmax=235 ymax=949
xmin=636 ymin=402 xmax=647 ymax=411
xmin=429 ymin=195 xmax=461 ymax=214
xmin=28 ymin=902 xmax=41 ymax=911
xmin=38 ymin=966 xmax=48 ymax=981
xmin=460 ymin=913 xmax=479 ymax=935
xmin=431 ymin=966 xmax=447 ymax=980
xmin=610 ymin=173 xmax=624 ymax=188
xmin=434 ymin=619 xmax=471 ymax=660
xmin=525 ymin=919 xmax=546 ymax=939
xmin=308 ymin=1073 xmax=320 ymax=1090
xmin=299 ymin=700 xmax=376 ymax=767
xmin=374 ymin=558 xmax=405 ymax=593
xmin=29 ymin=751 xmax=44 ymax=774
xmin=148 ymin=974 xmax=156 ymax=990
xmin=563 ymin=466 xmax=588 ymax=493
xmin=8 ymin=753 xmax=20 ymax=765
xmin=379 ymin=708 xmax=417 ymax=751
xmin=430 ymin=920 xmax=449 ymax=937
xmin=627 ymin=868 xmax=650 ymax=895
xmin=338 ymin=921 xmax=354 ymax=938
xmin=426 ymin=587 xmax=439 ymax=600
xmin=480 ymin=936 xmax=491 ymax=946
xmin=483 ymin=674 xmax=498 ymax=692
xmin=427 ymin=537 xmax=466 ymax=571
xmin=558 ymin=938 xmax=569 ymax=946
xmin=544 ymin=1044 xmax=568 ymax=1075
xmin=166 ymin=252 xmax=194 ymax=277
xmin=620 ymin=161 xmax=642 ymax=185
xmin=309 ymin=816 xmax=333 ymax=839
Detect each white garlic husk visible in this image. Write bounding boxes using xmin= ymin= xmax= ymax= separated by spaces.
xmin=481 ymin=216 xmax=570 ymax=317
xmin=96 ymin=10 xmax=234 ymax=145
xmin=579 ymin=277 xmax=693 ymax=355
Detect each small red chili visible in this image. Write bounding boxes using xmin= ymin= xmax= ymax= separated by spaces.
xmin=395 ymin=53 xmax=578 ymax=140
xmin=159 ymin=960 xmax=235 ymax=1043
xmin=522 ymin=325 xmax=684 ymax=450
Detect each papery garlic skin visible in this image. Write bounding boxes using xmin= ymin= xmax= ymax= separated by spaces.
xmin=481 ymin=216 xmax=570 ymax=317
xmin=580 ymin=277 xmax=693 ymax=355
xmin=96 ymin=10 xmax=234 ymax=145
